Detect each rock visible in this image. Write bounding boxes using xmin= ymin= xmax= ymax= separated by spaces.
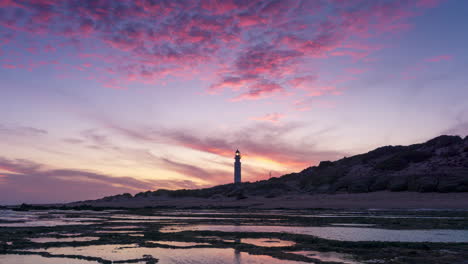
xmin=438 ymin=174 xmax=463 ymax=192
xmin=318 ymin=160 xmax=334 ymax=168
xmin=389 ymin=176 xmax=408 ymax=191
xmin=369 ymin=175 xmax=391 ymax=191
xmin=425 ymin=135 xmax=462 ymax=148
xmin=407 ymin=174 xmax=438 ymax=192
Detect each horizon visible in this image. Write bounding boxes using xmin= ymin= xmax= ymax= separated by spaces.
xmin=1 ymin=0 xmax=468 ymax=205
xmin=5 ymin=133 xmax=467 ymax=205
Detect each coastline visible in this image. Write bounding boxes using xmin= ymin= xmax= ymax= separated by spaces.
xmin=67 ymin=191 xmax=468 ymax=210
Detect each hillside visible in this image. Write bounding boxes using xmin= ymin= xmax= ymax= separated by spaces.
xmin=72 ymin=135 xmax=468 ymax=207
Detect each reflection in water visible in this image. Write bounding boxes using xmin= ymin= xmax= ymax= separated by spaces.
xmin=330 ymin=223 xmax=376 ymax=227
xmin=0 ymin=255 xmax=95 ymax=264
xmin=0 ymin=220 xmax=99 ymax=227
xmin=160 ymin=225 xmax=468 ymax=242
xmin=0 ymin=210 xmax=106 ymax=227
xmin=289 ymin=251 xmax=360 ymax=264
xmin=241 ymin=238 xmax=296 ymax=247
xmin=95 ymin=230 xmax=142 ymax=234
xmin=27 ymin=244 xmax=307 ymax=263
xmin=234 ymin=238 xmax=241 ymax=264
xmin=147 ymin=241 xmax=211 ymax=247
xmin=29 ymin=237 xmax=100 ymax=243
xmin=104 ymin=225 xmax=141 ymax=229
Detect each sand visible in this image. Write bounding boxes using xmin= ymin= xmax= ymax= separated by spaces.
xmin=71 ymin=191 xmax=468 ymax=209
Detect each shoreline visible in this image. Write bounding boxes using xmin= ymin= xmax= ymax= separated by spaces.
xmin=64 ymin=191 xmax=468 ymax=210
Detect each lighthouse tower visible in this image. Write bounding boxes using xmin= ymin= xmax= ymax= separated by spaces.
xmin=234 ymin=149 xmax=241 ymax=184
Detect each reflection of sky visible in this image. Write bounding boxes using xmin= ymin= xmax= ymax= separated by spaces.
xmin=1 ymin=0 xmax=468 ymax=203
xmin=159 ymin=224 xmax=468 ymax=243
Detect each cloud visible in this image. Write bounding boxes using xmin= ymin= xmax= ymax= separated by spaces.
xmin=0 ymin=124 xmax=47 ymax=136
xmin=159 ymin=157 xmax=231 ymax=183
xmin=401 ymin=54 xmax=453 ymax=80
xmin=425 ymin=55 xmax=453 ymax=62
xmin=0 ymin=0 xmax=441 ymax=101
xmin=58 ymin=127 xmax=234 ymax=187
xmin=442 ymin=121 xmax=468 ymax=137
xmin=230 ymin=80 xmax=285 ymax=101
xmin=441 ymin=110 xmax=468 ymax=137
xmin=0 ymin=156 xmax=205 ymax=204
xmin=293 ymin=98 xmax=337 ymax=112
xmin=96 ymin=118 xmax=345 ymax=169
xmin=250 ymin=113 xmax=285 ymax=123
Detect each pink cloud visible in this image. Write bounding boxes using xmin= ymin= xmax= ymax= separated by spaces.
xmin=345 ymin=68 xmax=369 ymax=75
xmin=293 ymin=98 xmax=337 ymax=111
xmin=305 ymin=86 xmax=338 ymax=97
xmin=230 ymin=81 xmax=284 ymax=101
xmin=250 ymin=113 xmax=285 ymax=123
xmin=2 ymin=63 xmax=16 ymax=69
xmin=96 ymin=118 xmax=345 ymax=172
xmin=0 ymin=0 xmax=442 ymax=97
xmin=425 ymin=55 xmax=453 ymax=62
xmin=288 ymin=75 xmax=317 ymax=89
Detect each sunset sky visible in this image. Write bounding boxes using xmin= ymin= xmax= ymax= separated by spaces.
xmin=1 ymin=0 xmax=467 ymax=204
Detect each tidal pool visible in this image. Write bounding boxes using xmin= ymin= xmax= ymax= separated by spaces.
xmin=160 ymin=225 xmax=468 ymax=242
xmin=95 ymin=230 xmax=142 ymax=234
xmin=241 ymin=238 xmax=296 ymax=247
xmin=28 ymin=237 xmax=100 ymax=243
xmin=0 ymin=220 xmax=99 ymax=227
xmin=28 ymin=244 xmax=308 ymax=263
xmin=104 ymin=225 xmax=141 ymax=229
xmin=288 ymin=251 xmax=360 ymax=264
xmin=147 ymin=241 xmax=211 ymax=247
xmin=0 ymin=254 xmax=96 ymax=264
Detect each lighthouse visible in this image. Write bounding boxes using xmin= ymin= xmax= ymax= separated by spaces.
xmin=234 ymin=149 xmax=241 ymax=184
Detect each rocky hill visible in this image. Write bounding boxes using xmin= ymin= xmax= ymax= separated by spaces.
xmin=79 ymin=135 xmax=468 ymax=204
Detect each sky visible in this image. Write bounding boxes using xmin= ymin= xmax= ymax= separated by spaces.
xmin=0 ymin=0 xmax=467 ymax=204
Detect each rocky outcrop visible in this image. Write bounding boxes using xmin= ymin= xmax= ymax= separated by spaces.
xmin=295 ymin=135 xmax=468 ymax=194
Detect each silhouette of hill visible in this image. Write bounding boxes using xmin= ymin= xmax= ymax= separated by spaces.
xmin=72 ymin=135 xmax=468 ymax=207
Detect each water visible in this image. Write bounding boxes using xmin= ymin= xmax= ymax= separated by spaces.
xmin=160 ymin=225 xmax=468 ymax=242
xmin=0 ymin=255 xmax=95 ymax=264
xmin=1 ymin=208 xmax=467 ymax=263
xmin=28 ymin=244 xmax=307 ymax=263
xmin=288 ymin=251 xmax=360 ymax=264
xmin=147 ymin=241 xmax=211 ymax=247
xmin=28 ymin=237 xmax=100 ymax=243
xmin=240 ymin=238 xmax=296 ymax=247
xmin=0 ymin=209 xmax=103 ymax=227
xmin=0 ymin=220 xmax=99 ymax=227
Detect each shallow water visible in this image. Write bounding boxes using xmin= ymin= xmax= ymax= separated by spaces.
xmin=240 ymin=238 xmax=296 ymax=247
xmin=29 ymin=237 xmax=100 ymax=243
xmin=288 ymin=251 xmax=360 ymax=264
xmin=148 ymin=241 xmax=211 ymax=247
xmin=95 ymin=230 xmax=142 ymax=234
xmin=160 ymin=225 xmax=468 ymax=242
xmin=1 ymin=208 xmax=467 ymax=264
xmin=0 ymin=220 xmax=99 ymax=227
xmin=0 ymin=210 xmax=102 ymax=227
xmin=0 ymin=254 xmax=95 ymax=264
xmin=104 ymin=225 xmax=141 ymax=229
xmin=330 ymin=223 xmax=376 ymax=227
xmin=28 ymin=244 xmax=307 ymax=263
